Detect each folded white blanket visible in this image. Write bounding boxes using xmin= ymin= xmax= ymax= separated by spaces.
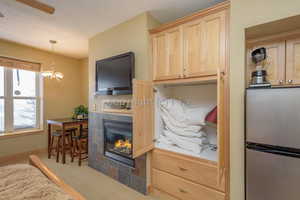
xmin=160 ymin=106 xmax=202 ymax=134
xmin=158 ymin=98 xmax=215 ymax=155
xmin=186 ymin=105 xmax=216 ymax=125
xmin=160 ymin=99 xmax=215 ymax=126
xmin=164 ymin=129 xmax=208 ymax=144
xmin=158 ymin=133 xmax=174 ymax=146
xmin=163 ymin=130 xmax=205 ymax=154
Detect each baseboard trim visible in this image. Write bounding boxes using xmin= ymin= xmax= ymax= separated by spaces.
xmin=0 ymin=148 xmax=47 ymax=164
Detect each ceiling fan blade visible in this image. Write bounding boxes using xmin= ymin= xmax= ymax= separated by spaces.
xmin=16 ymin=0 xmax=55 ymax=14
xmin=0 ymin=12 xmax=4 ymax=18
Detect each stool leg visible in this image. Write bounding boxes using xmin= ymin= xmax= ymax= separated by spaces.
xmin=78 ymin=139 xmax=82 ymax=166
xmin=49 ymin=135 xmax=54 ymax=159
xmin=71 ymin=138 xmax=75 ymax=163
xmin=67 ymin=135 xmax=73 ymax=158
xmin=56 ymin=136 xmax=61 ymax=163
xmin=86 ymin=137 xmax=88 ymax=155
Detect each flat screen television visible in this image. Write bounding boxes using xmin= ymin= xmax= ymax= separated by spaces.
xmin=96 ymin=52 xmax=134 ymax=95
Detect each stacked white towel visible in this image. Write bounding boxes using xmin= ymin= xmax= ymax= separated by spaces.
xmin=158 ymin=99 xmax=214 ymax=154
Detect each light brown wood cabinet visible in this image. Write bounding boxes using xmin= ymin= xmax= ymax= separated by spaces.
xmin=197 ymin=10 xmax=226 ymax=76
xmin=152 ymin=27 xmax=183 ymax=80
xmin=152 ymin=169 xmax=225 ymax=200
xmin=151 ymin=6 xmax=228 ymax=81
xmin=148 ymin=2 xmax=230 ymax=200
xmin=152 ymin=149 xmax=220 ymax=190
xmin=286 ymin=38 xmax=300 ymax=85
xmin=247 ymin=37 xmax=300 ymax=86
xmin=183 ymin=19 xmax=203 ymax=77
xmin=132 ymin=80 xmax=154 ymax=158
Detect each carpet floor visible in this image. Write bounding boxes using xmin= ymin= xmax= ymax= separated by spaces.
xmin=0 ymin=152 xmax=163 ymax=200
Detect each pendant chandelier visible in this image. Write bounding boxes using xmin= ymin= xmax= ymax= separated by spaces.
xmin=41 ymin=40 xmax=64 ymax=80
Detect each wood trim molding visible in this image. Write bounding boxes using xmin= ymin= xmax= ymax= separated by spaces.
xmin=153 ymin=75 xmax=218 ymax=86
xmin=149 ymin=1 xmax=230 ymax=34
xmin=153 ymin=148 xmax=218 ymax=166
xmin=0 ymin=129 xmax=44 ymax=140
xmin=246 ymin=28 xmax=300 ymax=46
xmin=0 ymin=148 xmax=46 ymax=164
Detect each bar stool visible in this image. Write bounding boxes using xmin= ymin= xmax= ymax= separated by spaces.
xmin=71 ymin=127 xmax=88 ymax=166
xmin=49 ymin=128 xmax=77 ymax=163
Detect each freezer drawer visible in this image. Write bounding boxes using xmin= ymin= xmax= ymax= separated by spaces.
xmin=246 ymin=148 xmax=300 ymax=200
xmin=246 ymin=88 xmax=300 ymax=149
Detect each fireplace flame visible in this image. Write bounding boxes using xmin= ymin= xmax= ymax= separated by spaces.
xmin=115 ymin=139 xmax=132 ymax=150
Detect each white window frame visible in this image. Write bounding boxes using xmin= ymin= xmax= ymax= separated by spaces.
xmin=0 ymin=66 xmax=43 ymax=134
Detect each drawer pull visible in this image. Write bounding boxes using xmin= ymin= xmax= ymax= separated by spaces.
xmin=179 ymin=188 xmax=188 ymax=194
xmin=179 ymin=167 xmax=188 ymax=171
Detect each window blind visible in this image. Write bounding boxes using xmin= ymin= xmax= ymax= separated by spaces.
xmin=0 ymin=56 xmax=41 ymax=72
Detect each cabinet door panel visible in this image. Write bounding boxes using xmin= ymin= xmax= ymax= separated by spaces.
xmin=286 ymin=39 xmax=300 ymax=85
xmin=200 ymin=11 xmax=226 ymax=75
xmin=167 ymin=28 xmax=183 ymax=79
xmin=183 ymin=19 xmax=203 ymax=77
xmin=153 ymin=33 xmax=168 ymax=80
xmin=247 ymin=41 xmax=285 ymax=86
xmin=152 ymin=28 xmax=183 ymax=81
xmin=132 ymin=80 xmax=154 ymax=158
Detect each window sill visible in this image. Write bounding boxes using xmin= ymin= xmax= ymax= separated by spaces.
xmin=0 ymin=129 xmax=44 ymax=140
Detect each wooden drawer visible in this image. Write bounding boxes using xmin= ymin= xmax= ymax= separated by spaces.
xmin=152 ymin=149 xmax=219 ymax=190
xmin=152 ymin=169 xmax=225 ymax=200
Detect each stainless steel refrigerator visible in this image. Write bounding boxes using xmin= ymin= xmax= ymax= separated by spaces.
xmin=246 ymin=87 xmax=300 ymax=200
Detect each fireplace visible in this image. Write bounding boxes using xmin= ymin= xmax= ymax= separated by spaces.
xmin=103 ymin=119 xmax=135 ymax=167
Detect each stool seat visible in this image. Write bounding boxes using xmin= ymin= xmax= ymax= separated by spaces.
xmin=66 ymin=128 xmax=78 ymax=132
xmin=52 ymin=128 xmax=77 ymax=136
xmin=72 ymin=134 xmax=88 ymax=140
xmin=52 ymin=131 xmax=71 ymax=137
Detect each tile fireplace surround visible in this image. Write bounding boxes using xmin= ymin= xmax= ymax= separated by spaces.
xmin=88 ymin=112 xmax=147 ymax=194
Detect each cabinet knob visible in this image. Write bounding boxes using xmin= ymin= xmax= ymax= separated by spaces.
xmin=288 ymin=80 xmax=293 ymax=84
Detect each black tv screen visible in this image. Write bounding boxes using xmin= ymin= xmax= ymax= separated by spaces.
xmin=96 ymin=52 xmax=134 ymax=95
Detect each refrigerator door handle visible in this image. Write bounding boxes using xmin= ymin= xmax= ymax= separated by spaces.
xmin=246 ymin=143 xmax=300 ymax=158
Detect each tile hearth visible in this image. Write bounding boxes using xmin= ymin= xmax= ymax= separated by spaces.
xmin=88 ymin=112 xmax=147 ymax=194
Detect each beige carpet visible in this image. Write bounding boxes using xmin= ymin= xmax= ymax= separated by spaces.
xmin=0 ymin=152 xmax=161 ymax=200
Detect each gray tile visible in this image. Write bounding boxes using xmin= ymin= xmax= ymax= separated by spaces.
xmin=89 ymin=112 xmax=146 ymax=194
xmin=118 ymin=168 xmax=131 ymax=186
xmin=130 ymin=174 xmax=147 ymax=194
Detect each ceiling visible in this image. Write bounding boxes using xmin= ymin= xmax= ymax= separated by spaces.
xmin=0 ymin=0 xmax=224 ymax=59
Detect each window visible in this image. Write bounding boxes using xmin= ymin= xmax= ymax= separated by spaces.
xmin=0 ymin=58 xmax=42 ymax=134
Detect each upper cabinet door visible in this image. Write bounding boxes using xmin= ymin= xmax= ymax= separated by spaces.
xmin=132 ymin=80 xmax=154 ymax=158
xmin=200 ymin=11 xmax=226 ymax=76
xmin=153 ymin=33 xmax=168 ymax=80
xmin=247 ymin=41 xmax=286 ymax=86
xmin=183 ymin=19 xmax=203 ymax=78
xmin=152 ymin=27 xmax=183 ymax=81
xmin=166 ymin=27 xmax=183 ymax=79
xmin=286 ymin=38 xmax=300 ymax=85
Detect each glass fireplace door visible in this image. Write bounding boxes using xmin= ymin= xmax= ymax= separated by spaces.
xmin=103 ymin=119 xmax=134 ymax=167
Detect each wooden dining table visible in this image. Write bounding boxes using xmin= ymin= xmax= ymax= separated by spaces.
xmin=47 ymin=118 xmax=88 ymax=164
